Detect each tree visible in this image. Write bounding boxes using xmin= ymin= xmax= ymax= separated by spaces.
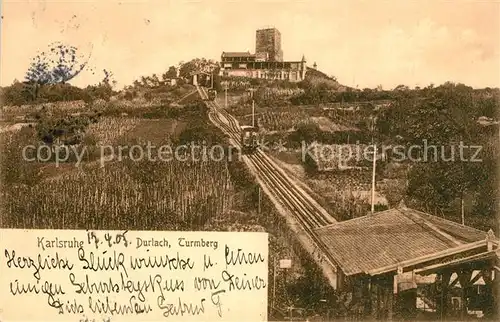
xmin=38 ymin=83 xmax=86 ymax=102
xmin=80 ymin=69 xmax=116 ymax=103
xmin=141 ymin=76 xmax=149 ymax=87
xmin=178 ymin=58 xmax=218 ymax=79
xmin=394 ymin=84 xmax=409 ymax=91
xmin=165 ymin=66 xmax=177 ymax=79
xmin=101 ymin=69 xmax=115 ymax=87
xmin=383 ymin=82 xmax=499 ymax=228
xmin=151 ymin=73 xmax=160 ymax=87
xmin=475 ymin=88 xmax=500 ymax=118
xmin=1 ymin=80 xmax=32 ymax=106
xmin=288 ymin=122 xmax=322 ymax=144
xmin=378 ymin=83 xmax=478 ymax=145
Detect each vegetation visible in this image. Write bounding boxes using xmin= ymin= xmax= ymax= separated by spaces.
xmin=2 ymin=158 xmax=233 ymax=230
xmin=277 ymin=81 xmax=498 ymax=229
xmin=0 ymin=101 xmax=229 ymax=229
xmin=0 ymin=92 xmax=339 ymax=318
xmin=35 ymin=110 xmax=100 ymax=144
xmin=0 ymin=80 xmax=114 ymax=106
xmin=377 ymin=83 xmax=499 ymax=229
xmin=227 ymin=76 xmax=498 ymax=230
xmin=1 ymin=45 xmax=498 ymax=319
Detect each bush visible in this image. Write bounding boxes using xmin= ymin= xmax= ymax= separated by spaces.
xmin=288 ymin=123 xmax=322 ymax=145
xmin=35 ymin=112 xmax=100 ymax=145
xmin=303 ymin=152 xmax=318 ymax=176
xmin=124 ymin=91 xmax=136 ymax=100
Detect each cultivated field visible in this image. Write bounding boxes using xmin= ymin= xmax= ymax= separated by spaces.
xmin=0 ymin=116 xmax=233 ymax=230
xmin=230 ymin=104 xmax=363 ymax=133
xmin=0 ymin=101 xmax=332 ymax=315
xmin=3 ymin=159 xmax=233 ymax=230
xmin=225 ymin=100 xmax=387 ymax=219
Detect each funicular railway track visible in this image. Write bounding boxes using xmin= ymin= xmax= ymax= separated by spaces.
xmin=197 ymin=86 xmax=339 ymax=286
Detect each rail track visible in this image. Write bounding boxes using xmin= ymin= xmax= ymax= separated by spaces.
xmin=197 ymin=86 xmax=340 ymax=287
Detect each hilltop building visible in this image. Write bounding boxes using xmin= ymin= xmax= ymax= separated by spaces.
xmin=219 ymin=28 xmax=307 ymax=82
xmin=256 ymin=28 xmax=283 ymax=62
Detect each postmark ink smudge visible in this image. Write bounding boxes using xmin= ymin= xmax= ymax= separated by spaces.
xmin=23 ymin=42 xmax=94 ymax=101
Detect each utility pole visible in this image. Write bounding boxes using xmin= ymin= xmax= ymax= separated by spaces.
xmin=252 ymin=99 xmax=255 ymax=127
xmin=249 ymin=88 xmax=256 ymax=127
xmin=224 ymin=83 xmax=228 ymax=108
xmin=272 ymin=257 xmax=276 ymax=309
xmin=370 ymin=116 xmax=377 ymax=214
xmin=258 ymin=186 xmax=261 ymax=214
xmin=371 ymin=144 xmax=377 ymax=214
xmin=461 ymin=197 xmax=465 ymax=225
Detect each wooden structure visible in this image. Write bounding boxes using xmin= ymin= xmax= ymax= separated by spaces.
xmin=189 ymin=71 xmax=212 ymax=87
xmin=314 ymin=207 xmax=499 ymax=320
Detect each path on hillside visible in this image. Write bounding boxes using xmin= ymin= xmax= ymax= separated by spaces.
xmin=198 ymin=86 xmax=340 ymax=289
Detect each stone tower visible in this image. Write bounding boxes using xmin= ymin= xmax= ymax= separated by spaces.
xmin=256 ymin=28 xmax=283 ymax=62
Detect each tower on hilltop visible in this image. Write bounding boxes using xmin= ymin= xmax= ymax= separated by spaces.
xmin=255 ymin=28 xmax=283 ymax=62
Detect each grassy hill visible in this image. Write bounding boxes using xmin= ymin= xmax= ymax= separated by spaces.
xmin=304 ymin=67 xmax=350 ymax=91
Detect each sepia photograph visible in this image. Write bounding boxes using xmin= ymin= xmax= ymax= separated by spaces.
xmin=0 ymin=0 xmax=499 ymax=320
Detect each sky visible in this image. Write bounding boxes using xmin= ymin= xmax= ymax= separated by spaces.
xmin=1 ymin=0 xmax=499 ymax=89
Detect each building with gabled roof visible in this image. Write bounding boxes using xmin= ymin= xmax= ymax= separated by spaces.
xmin=316 ymin=207 xmax=491 ymax=278
xmin=219 ymin=28 xmax=307 ymax=82
xmin=221 ymin=51 xmax=255 ymax=60
xmin=314 ymin=206 xmax=499 ymax=319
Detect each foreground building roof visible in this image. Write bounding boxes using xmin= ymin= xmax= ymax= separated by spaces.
xmin=315 ymin=207 xmax=497 ymax=277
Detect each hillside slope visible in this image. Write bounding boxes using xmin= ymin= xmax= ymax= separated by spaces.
xmin=305 ymin=67 xmax=350 ymax=91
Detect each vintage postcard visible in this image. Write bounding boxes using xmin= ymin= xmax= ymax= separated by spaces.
xmin=0 ymin=0 xmax=499 ymax=321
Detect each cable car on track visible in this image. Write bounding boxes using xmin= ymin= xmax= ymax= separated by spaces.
xmin=206 ymin=89 xmax=217 ymax=101
xmin=240 ymin=125 xmax=259 ymax=154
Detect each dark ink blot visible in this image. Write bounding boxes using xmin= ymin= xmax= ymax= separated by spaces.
xmin=24 ymin=42 xmax=91 ymax=86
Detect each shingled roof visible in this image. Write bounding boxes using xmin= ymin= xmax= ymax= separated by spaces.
xmin=314 ymin=207 xmax=495 ymax=277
